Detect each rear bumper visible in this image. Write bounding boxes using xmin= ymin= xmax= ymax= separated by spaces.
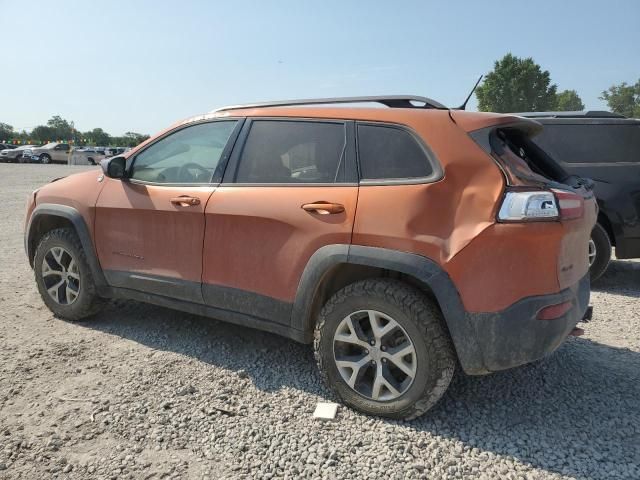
xmin=469 ymin=273 xmax=590 ymax=373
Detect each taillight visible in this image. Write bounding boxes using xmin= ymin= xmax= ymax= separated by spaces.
xmin=498 ymin=190 xmax=558 ymax=221
xmin=498 ymin=188 xmax=584 ymax=222
xmin=552 ymin=189 xmax=584 ymax=220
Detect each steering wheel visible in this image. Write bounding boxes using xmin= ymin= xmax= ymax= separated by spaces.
xmin=178 ymin=162 xmax=210 ymax=183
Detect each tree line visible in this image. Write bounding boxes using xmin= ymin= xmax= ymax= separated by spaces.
xmin=476 ymin=53 xmax=640 ymax=116
xmin=0 ymin=116 xmax=149 ymax=147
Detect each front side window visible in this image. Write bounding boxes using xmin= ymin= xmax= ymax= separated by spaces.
xmin=130 ymin=121 xmax=238 ymax=184
xmin=235 ymin=120 xmax=346 ymax=183
xmin=357 ymin=124 xmax=433 ymax=180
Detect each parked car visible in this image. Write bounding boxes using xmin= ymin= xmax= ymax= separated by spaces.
xmin=0 ymin=145 xmax=39 ymax=163
xmin=111 ymin=147 xmax=128 ymax=156
xmin=23 ymin=142 xmax=71 ymax=164
xmin=516 ymin=110 xmax=640 ymax=280
xmin=68 ymin=147 xmax=106 ymax=165
xmin=24 ymin=96 xmax=596 ymax=419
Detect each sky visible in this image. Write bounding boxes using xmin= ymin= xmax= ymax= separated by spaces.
xmin=2 ymin=0 xmax=639 ymax=136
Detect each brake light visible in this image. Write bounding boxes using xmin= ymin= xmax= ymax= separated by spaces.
xmin=498 ymin=189 xmax=584 ymax=222
xmin=552 ymin=189 xmax=584 ymax=220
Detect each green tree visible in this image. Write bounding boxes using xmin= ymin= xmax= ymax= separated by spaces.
xmin=31 ymin=125 xmax=56 ymax=143
xmin=555 ymin=90 xmax=585 ymax=111
xmin=86 ymin=128 xmax=111 ymax=146
xmin=0 ymin=122 xmax=15 ymax=142
xmin=600 ymin=80 xmax=640 ymax=117
xmin=476 ymin=53 xmax=558 ymax=112
xmin=46 ymin=115 xmax=74 ymax=141
xmin=120 ymin=131 xmax=149 ymax=147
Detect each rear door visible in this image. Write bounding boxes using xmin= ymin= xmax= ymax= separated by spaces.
xmin=531 ymin=120 xmax=640 ymax=184
xmin=95 ymin=120 xmax=242 ymax=303
xmin=202 ymin=118 xmax=358 ymax=324
xmin=532 ymin=120 xmax=640 ymax=253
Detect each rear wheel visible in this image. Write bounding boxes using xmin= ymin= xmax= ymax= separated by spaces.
xmin=589 ymin=223 xmax=611 ymax=282
xmin=34 ymin=228 xmax=104 ymax=321
xmin=314 ymin=279 xmax=456 ymax=419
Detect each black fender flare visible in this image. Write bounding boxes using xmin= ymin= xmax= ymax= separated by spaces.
xmin=25 ymin=203 xmax=108 ymax=289
xmin=291 ymin=244 xmax=485 ymax=374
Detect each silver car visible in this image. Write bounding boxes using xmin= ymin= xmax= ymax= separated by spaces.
xmin=0 ymin=145 xmax=39 ymax=163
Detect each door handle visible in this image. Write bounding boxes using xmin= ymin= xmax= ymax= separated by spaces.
xmin=301 ymin=202 xmax=345 ymax=215
xmin=171 ymin=196 xmax=201 ymax=207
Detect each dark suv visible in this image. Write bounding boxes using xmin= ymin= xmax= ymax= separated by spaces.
xmin=517 ymin=111 xmax=640 ymax=280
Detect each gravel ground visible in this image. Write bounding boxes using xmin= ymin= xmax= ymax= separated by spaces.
xmin=1 ymin=164 xmax=639 ymax=480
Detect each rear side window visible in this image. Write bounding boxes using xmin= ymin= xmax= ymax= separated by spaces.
xmin=532 ymin=124 xmax=640 ymax=164
xmin=357 ymin=124 xmax=432 ymax=180
xmin=235 ymin=121 xmax=346 ymax=183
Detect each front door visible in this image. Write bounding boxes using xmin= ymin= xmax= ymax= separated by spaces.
xmin=94 ymin=119 xmax=241 ymax=303
xmin=202 ymin=118 xmax=358 ymax=324
xmin=53 ymin=143 xmax=70 ymax=162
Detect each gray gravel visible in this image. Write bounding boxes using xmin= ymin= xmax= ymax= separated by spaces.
xmin=1 ymin=164 xmax=639 ymax=479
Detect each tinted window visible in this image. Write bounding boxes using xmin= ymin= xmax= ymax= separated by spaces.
xmin=532 ymin=124 xmax=640 ymax=164
xmin=235 ymin=121 xmax=346 ymax=183
xmin=357 ymin=124 xmax=432 ymax=180
xmin=130 ymin=121 xmax=237 ymax=184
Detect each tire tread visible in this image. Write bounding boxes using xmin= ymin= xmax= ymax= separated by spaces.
xmin=34 ymin=228 xmax=103 ymax=321
xmin=314 ymin=278 xmax=456 ymax=419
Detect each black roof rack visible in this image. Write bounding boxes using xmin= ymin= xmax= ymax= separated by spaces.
xmin=213 ymin=95 xmax=448 ymax=112
xmin=514 ymin=110 xmax=625 ymax=119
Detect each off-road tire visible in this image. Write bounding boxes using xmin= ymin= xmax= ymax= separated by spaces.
xmin=34 ymin=228 xmax=104 ymax=321
xmin=590 ymin=223 xmax=611 ymax=282
xmin=314 ymin=278 xmax=456 ymax=420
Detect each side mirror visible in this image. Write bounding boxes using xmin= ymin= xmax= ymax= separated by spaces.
xmin=101 ymin=156 xmax=126 ymax=179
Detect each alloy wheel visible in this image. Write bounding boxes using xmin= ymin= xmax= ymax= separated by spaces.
xmin=41 ymin=246 xmax=80 ymax=305
xmin=588 ymin=238 xmax=596 ymax=267
xmin=332 ymin=310 xmax=417 ymax=401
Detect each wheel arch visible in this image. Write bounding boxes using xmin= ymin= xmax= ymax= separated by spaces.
xmin=596 ymin=209 xmax=615 ymax=247
xmin=26 ymin=204 xmax=108 ymax=289
xmin=291 ymin=244 xmax=485 ymax=374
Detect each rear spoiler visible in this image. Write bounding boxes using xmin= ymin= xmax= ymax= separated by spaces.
xmin=449 ymin=111 xmax=543 ymax=135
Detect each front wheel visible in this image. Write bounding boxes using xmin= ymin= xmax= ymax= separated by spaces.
xmin=33 ymin=228 xmax=104 ymax=321
xmin=589 ymin=223 xmax=611 ymax=282
xmin=40 ymin=154 xmax=51 ymax=164
xmin=314 ymin=279 xmax=456 ymax=419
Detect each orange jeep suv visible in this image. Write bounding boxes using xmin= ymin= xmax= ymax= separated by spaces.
xmin=24 ymin=96 xmax=596 ymax=419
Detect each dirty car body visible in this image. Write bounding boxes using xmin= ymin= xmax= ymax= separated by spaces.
xmin=24 ymin=97 xmax=596 ymax=418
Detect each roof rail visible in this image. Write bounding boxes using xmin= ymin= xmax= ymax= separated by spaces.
xmin=515 ymin=110 xmax=625 ymax=119
xmin=213 ymin=95 xmax=448 ymax=112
